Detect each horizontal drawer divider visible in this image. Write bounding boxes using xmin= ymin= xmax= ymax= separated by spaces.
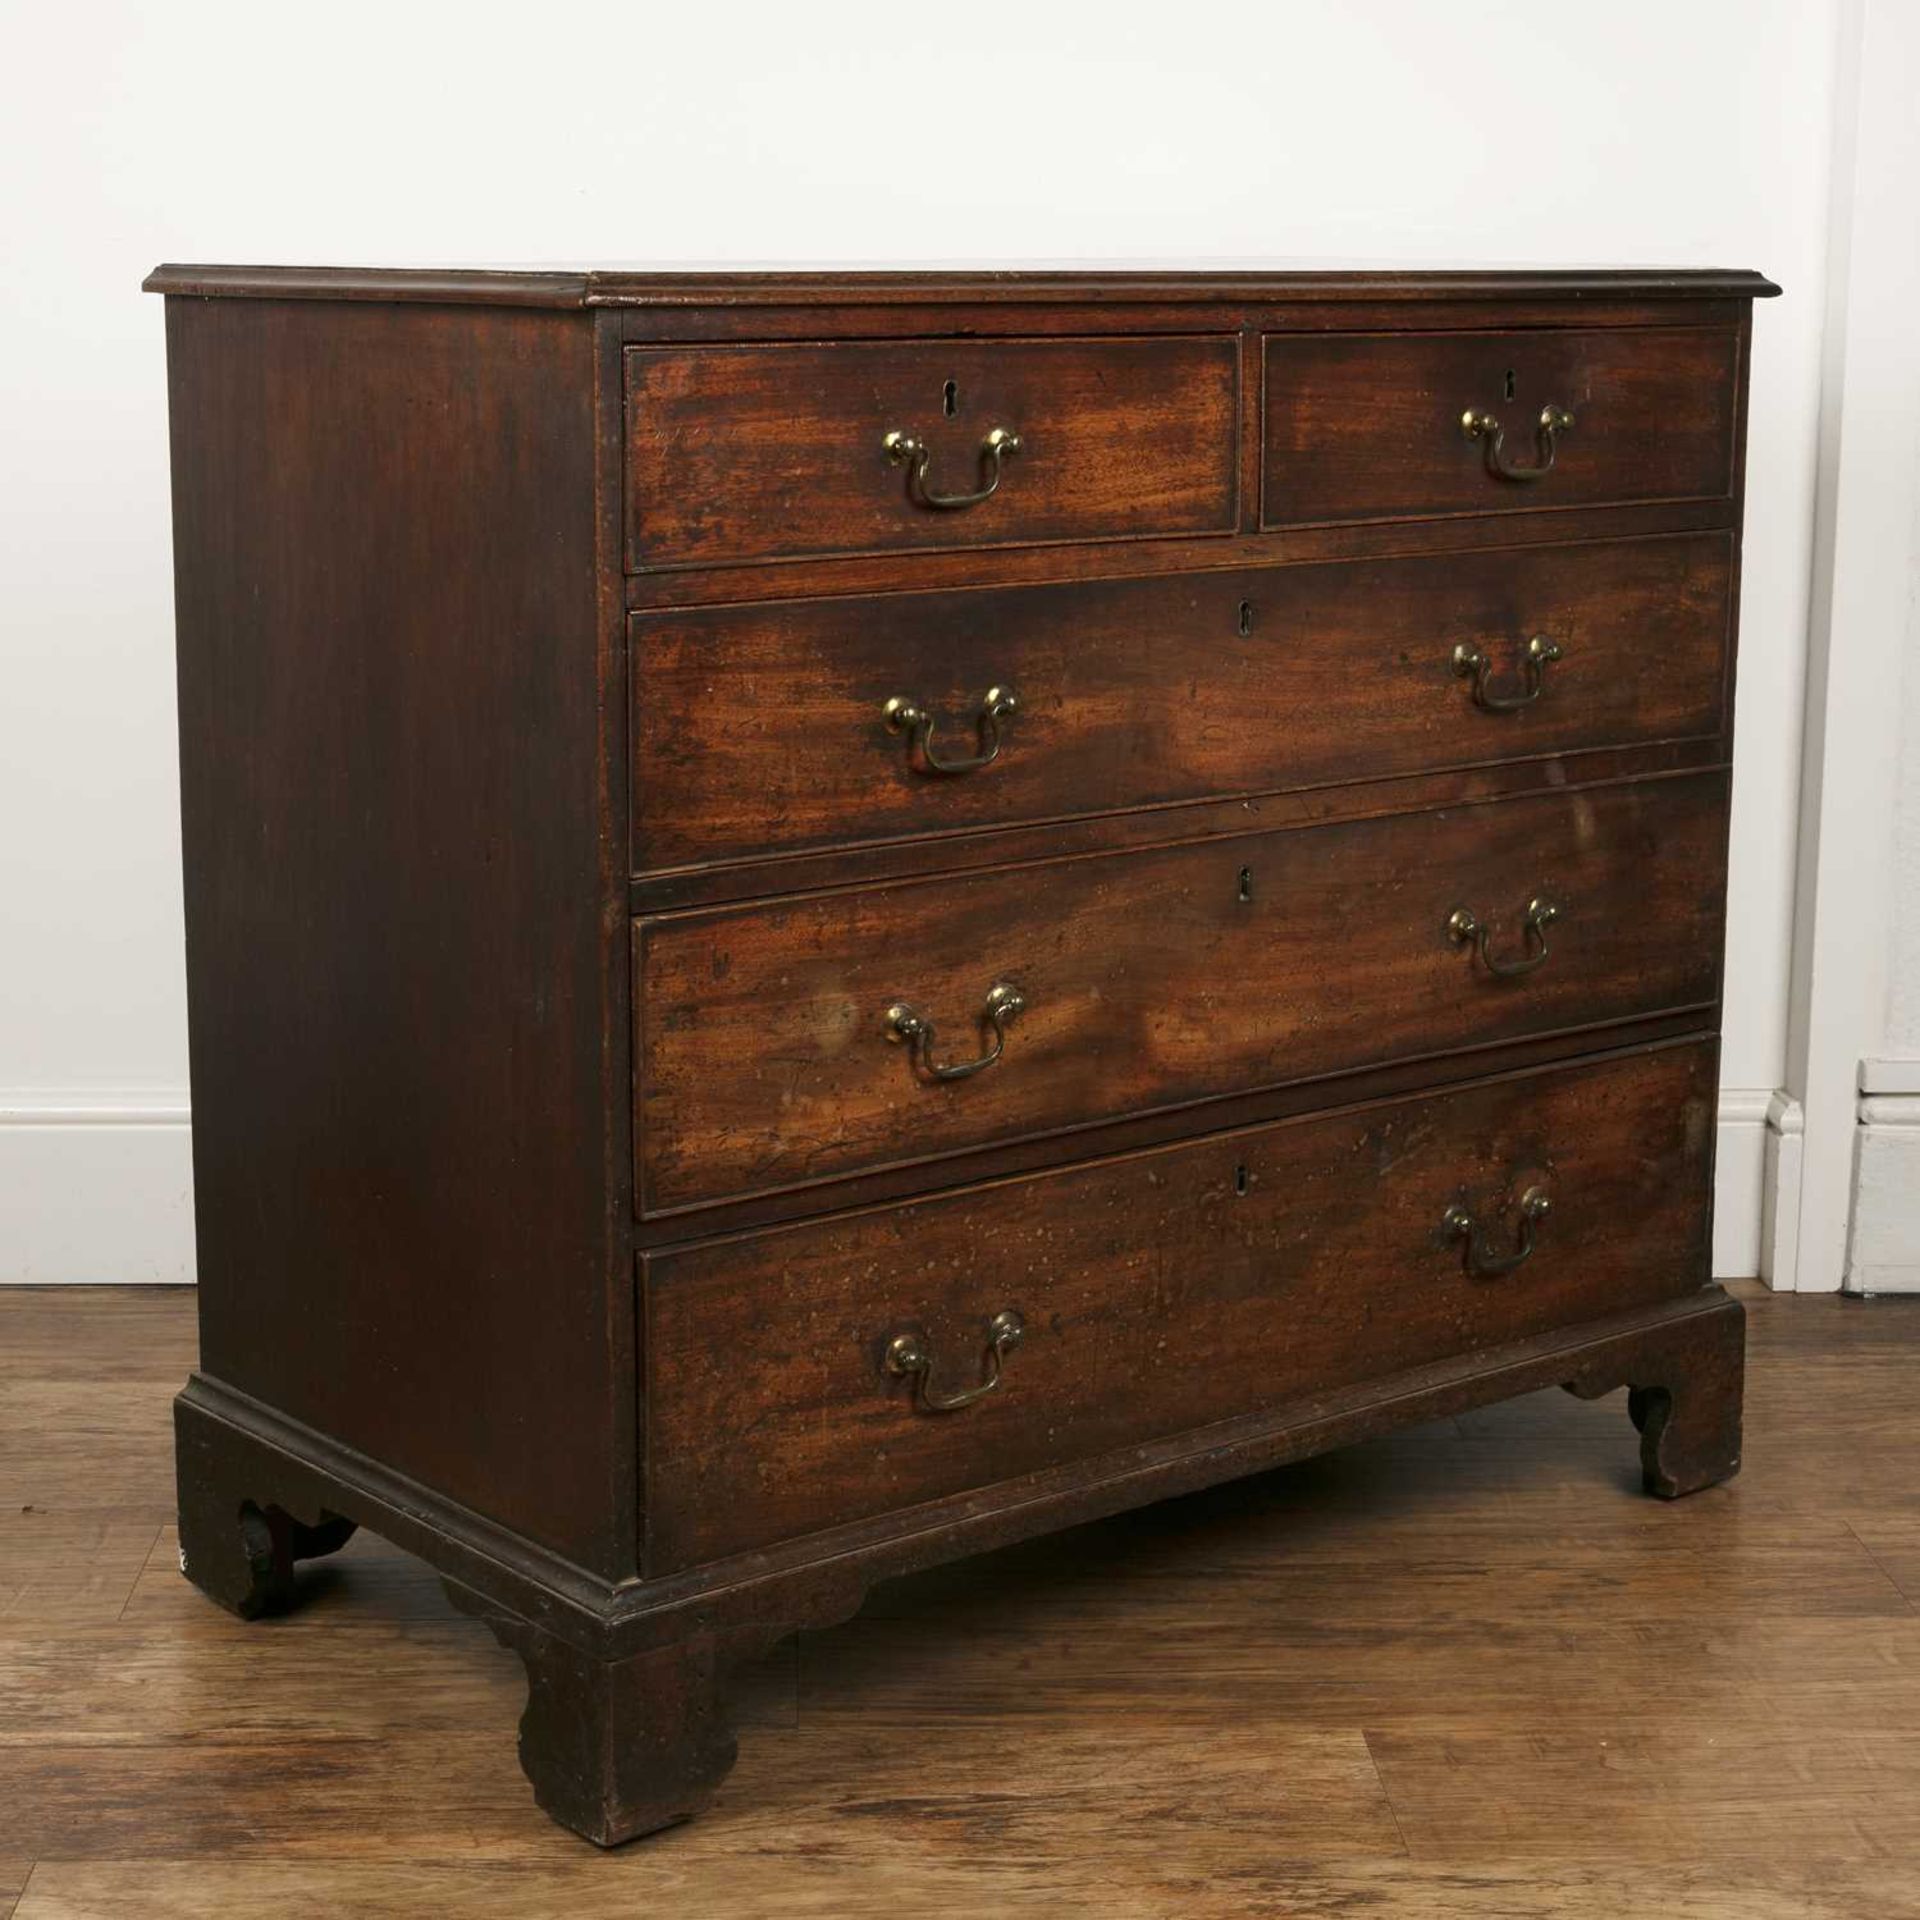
xmin=633 ymin=1025 xmax=1718 ymax=1258
xmin=630 ymin=741 xmax=1730 ymax=911
xmin=623 ymin=498 xmax=1743 ymax=610
xmin=632 ymin=1002 xmax=1719 ymax=1225
xmin=630 ymin=1009 xmax=1719 ymax=1245
xmin=631 ymin=753 xmax=1729 ymax=918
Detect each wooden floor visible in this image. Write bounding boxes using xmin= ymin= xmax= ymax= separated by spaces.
xmin=4 ymin=1285 xmax=1920 ymax=1917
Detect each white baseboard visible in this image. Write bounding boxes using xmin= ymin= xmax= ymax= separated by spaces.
xmin=0 ymin=1083 xmax=1816 ymax=1288
xmin=1847 ymin=1066 xmax=1920 ymax=1293
xmin=1715 ymin=1087 xmax=1804 ymax=1289
xmin=1759 ymin=1090 xmax=1806 ymax=1292
xmin=0 ymin=1082 xmax=1796 ymax=1290
xmin=1714 ymin=1088 xmax=1771 ymax=1280
xmin=0 ymin=1092 xmax=195 ymax=1284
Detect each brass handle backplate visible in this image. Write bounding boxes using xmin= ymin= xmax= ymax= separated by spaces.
xmin=887 ymin=981 xmax=1025 ymax=1082
xmin=1461 ymin=404 xmax=1574 ymax=481
xmin=884 ymin=426 xmax=1022 ymax=510
xmin=1449 ymin=896 xmax=1560 ymax=978
xmin=1452 ymin=635 xmax=1563 ymax=712
xmin=885 ymin=1308 xmax=1025 ymax=1412
xmin=1443 ymin=1186 xmax=1552 ymax=1276
xmin=884 ymin=684 xmax=1019 ymax=775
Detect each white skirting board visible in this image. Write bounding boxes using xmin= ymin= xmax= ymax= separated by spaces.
xmin=1714 ymin=1087 xmax=1803 ymax=1288
xmin=0 ymin=1094 xmax=195 ymax=1284
xmin=2 ymin=1084 xmax=1791 ymax=1287
xmin=1848 ymin=1061 xmax=1920 ymax=1293
xmin=1715 ymin=1088 xmax=1772 ymax=1280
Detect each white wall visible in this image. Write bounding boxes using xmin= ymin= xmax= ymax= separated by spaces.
xmin=1891 ymin=505 xmax=1920 ymax=1058
xmin=0 ymin=0 xmax=1841 ymax=1279
xmin=1827 ymin=0 xmax=1920 ymax=1293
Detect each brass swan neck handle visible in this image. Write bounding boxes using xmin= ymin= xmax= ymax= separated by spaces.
xmin=884 ymin=426 xmax=1022 ymax=510
xmin=886 ymin=982 xmax=1025 ymax=1082
xmin=1452 ymin=635 xmax=1563 ymax=712
xmin=884 ymin=685 xmax=1019 ymax=775
xmin=884 ymin=1310 xmax=1025 ymax=1412
xmin=1461 ymin=403 xmax=1574 ymax=481
xmin=1449 ymin=897 xmax=1560 ymax=978
xmin=1443 ymin=1186 xmax=1552 ymax=1277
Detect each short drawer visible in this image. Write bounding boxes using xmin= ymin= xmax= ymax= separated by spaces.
xmin=630 ymin=532 xmax=1732 ymax=873
xmin=642 ymin=1041 xmax=1715 ymax=1569
xmin=1263 ymin=327 xmax=1740 ymax=527
xmin=635 ymin=771 xmax=1727 ymax=1212
xmin=623 ymin=336 xmax=1240 ymax=569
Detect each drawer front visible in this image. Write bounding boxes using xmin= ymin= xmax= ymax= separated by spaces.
xmin=624 ymin=336 xmax=1239 ymax=569
xmin=1263 ymin=327 xmax=1740 ymax=527
xmin=644 ymin=1041 xmax=1716 ymax=1569
xmin=636 ymin=772 xmax=1727 ymax=1212
xmin=631 ymin=533 xmax=1732 ymax=873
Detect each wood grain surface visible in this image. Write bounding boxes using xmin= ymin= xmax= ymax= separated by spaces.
xmin=162 ymin=297 xmax=632 ymax=1573
xmin=145 ymin=263 xmax=1784 ymax=307
xmin=631 ymin=532 xmax=1733 ymax=874
xmin=636 ymin=771 xmax=1730 ymax=1212
xmin=643 ymin=1043 xmax=1715 ymax=1570
xmin=2 ymin=1282 xmax=1915 ymax=1917
xmin=143 ymin=268 xmax=1771 ymax=1861
xmin=1263 ymin=325 xmax=1740 ymax=526
xmin=623 ymin=336 xmax=1239 ymax=567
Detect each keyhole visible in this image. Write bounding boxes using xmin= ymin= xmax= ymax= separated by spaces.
xmin=1238 ymin=600 xmax=1254 ymax=637
xmin=1237 ymin=865 xmax=1254 ymax=903
xmin=943 ymin=379 xmax=958 ymax=417
xmin=1234 ymin=1163 xmax=1250 ymax=1197
xmin=1503 ymin=369 xmax=1517 ymax=402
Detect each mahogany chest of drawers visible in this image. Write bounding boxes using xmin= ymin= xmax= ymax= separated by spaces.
xmin=149 ymin=263 xmax=1777 ymax=1845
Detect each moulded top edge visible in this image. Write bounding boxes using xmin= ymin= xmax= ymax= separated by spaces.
xmin=143 ymin=263 xmax=1783 ymax=309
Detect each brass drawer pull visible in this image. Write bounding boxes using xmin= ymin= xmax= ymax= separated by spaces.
xmin=1452 ymin=634 xmax=1563 ymax=712
xmin=1449 ymin=896 xmax=1560 ymax=978
xmin=884 ymin=426 xmax=1022 ymax=510
xmin=1443 ymin=1186 xmax=1551 ymax=1276
xmin=885 ymin=1308 xmax=1025 ymax=1412
xmin=1461 ymin=403 xmax=1574 ymax=481
xmin=884 ymin=684 xmax=1019 ymax=775
xmin=886 ymin=981 xmax=1025 ymax=1081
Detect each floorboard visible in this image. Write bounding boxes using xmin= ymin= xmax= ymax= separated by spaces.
xmin=3 ymin=1282 xmax=1919 ymax=1916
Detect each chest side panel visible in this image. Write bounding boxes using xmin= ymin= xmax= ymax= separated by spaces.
xmin=165 ymin=297 xmax=629 ymax=1573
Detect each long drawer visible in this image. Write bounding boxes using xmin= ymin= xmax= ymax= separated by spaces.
xmin=630 ymin=533 xmax=1732 ymax=874
xmin=635 ymin=771 xmax=1727 ymax=1213
xmin=624 ymin=336 xmax=1240 ymax=569
xmin=1263 ymin=326 xmax=1740 ymax=527
xmin=642 ymin=1041 xmax=1716 ymax=1570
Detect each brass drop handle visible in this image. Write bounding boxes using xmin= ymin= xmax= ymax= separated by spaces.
xmin=1443 ymin=1186 xmax=1551 ymax=1276
xmin=1452 ymin=635 xmax=1563 ymax=712
xmin=1461 ymin=404 xmax=1574 ymax=481
xmin=1449 ymin=896 xmax=1560 ymax=978
xmin=884 ymin=426 xmax=1022 ymax=510
xmin=886 ymin=981 xmax=1025 ymax=1082
xmin=885 ymin=1309 xmax=1025 ymax=1413
xmin=884 ymin=685 xmax=1018 ymax=775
